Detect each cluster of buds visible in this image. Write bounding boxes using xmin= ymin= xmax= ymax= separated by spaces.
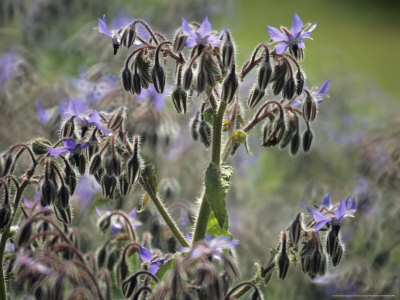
xmin=99 ymin=13 xmax=328 ymax=156
xmin=262 ymin=194 xmax=356 ymax=282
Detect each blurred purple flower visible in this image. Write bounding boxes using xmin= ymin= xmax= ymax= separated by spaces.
xmin=75 ymin=174 xmax=101 ymax=210
xmin=135 ymin=85 xmax=168 ymax=111
xmin=96 ymin=207 xmax=142 ymax=235
xmin=64 ymin=100 xmax=110 ymax=135
xmin=293 ymin=80 xmax=330 ymax=107
xmin=0 ymin=53 xmax=23 ymax=89
xmin=35 ymin=99 xmax=54 ymax=124
xmin=15 ymin=253 xmax=52 ymax=275
xmin=24 ymin=190 xmax=48 ymax=210
xmin=181 ymin=17 xmax=221 ymax=48
xmin=267 ymin=13 xmax=317 ymax=55
xmin=47 ymin=138 xmax=88 ymax=157
xmin=303 ymin=196 xmax=357 ymax=231
xmin=183 ymin=236 xmax=238 ymax=261
xmin=139 ymin=246 xmax=169 ymax=275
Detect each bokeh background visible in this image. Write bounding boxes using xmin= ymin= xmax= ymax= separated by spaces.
xmin=1 ymin=0 xmax=399 ymax=299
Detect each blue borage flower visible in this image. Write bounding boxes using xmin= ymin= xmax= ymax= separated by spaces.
xmin=95 ymin=207 xmax=142 ymax=235
xmin=292 ymin=80 xmax=330 ymax=107
xmin=267 ymin=13 xmax=317 ymax=59
xmin=181 ymin=236 xmax=239 ymax=261
xmin=181 ymin=16 xmax=222 ymax=48
xmin=302 ymin=193 xmax=357 ymax=231
xmin=46 ymin=138 xmax=89 ymax=157
xmin=135 ymin=84 xmax=169 ymax=111
xmin=139 ymin=246 xmax=169 ymax=275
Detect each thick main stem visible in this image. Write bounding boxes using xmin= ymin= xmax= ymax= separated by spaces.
xmin=192 ymin=101 xmax=228 ymax=244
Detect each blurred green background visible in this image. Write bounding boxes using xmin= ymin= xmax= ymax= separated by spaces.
xmin=1 ymin=0 xmax=399 ymax=299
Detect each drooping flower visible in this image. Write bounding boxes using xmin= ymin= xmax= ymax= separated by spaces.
xmin=267 ymin=13 xmax=317 ymax=58
xmin=64 ymin=100 xmax=110 ymax=135
xmin=293 ymin=79 xmax=330 ymax=107
xmin=303 ymin=196 xmax=357 ymax=231
xmin=181 ymin=16 xmax=221 ymax=48
xmin=0 ymin=53 xmax=24 ymax=90
xmin=186 ymin=236 xmax=239 ymax=261
xmin=74 ymin=174 xmax=101 ymax=210
xmin=35 ymin=99 xmax=56 ymax=124
xmin=139 ymin=246 xmax=169 ymax=275
xmin=135 ymin=85 xmax=169 ymax=111
xmin=95 ymin=207 xmax=142 ymax=235
xmin=47 ymin=138 xmax=88 ymax=157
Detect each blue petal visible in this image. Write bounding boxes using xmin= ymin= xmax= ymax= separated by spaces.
xmin=139 ymin=246 xmax=153 ymax=263
xmin=317 ymin=80 xmax=330 ymax=95
xmin=64 ymin=138 xmax=77 ymax=150
xmin=311 ymin=209 xmax=331 ymax=223
xmin=321 ymin=193 xmax=332 ymax=209
xmin=35 ymin=100 xmax=51 ymax=124
xmin=267 ymin=25 xmax=286 ymax=41
xmin=46 ymin=147 xmax=68 ymax=157
xmin=301 ymin=202 xmax=313 ymax=213
xmin=98 ymin=15 xmax=112 ymax=38
xmin=334 ymin=198 xmax=347 ymax=220
xmin=275 ymin=42 xmax=289 ymax=54
xmin=351 ymin=198 xmax=357 ymax=211
xmin=314 ymin=220 xmax=330 ymax=231
xmin=181 ymin=18 xmax=193 ymax=37
xmin=290 ymin=13 xmax=304 ymax=38
xmin=198 ymin=16 xmax=212 ymax=38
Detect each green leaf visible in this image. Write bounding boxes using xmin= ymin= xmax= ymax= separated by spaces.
xmin=127 ymin=252 xmax=139 ymax=273
xmin=206 ymin=210 xmax=232 ymax=238
xmin=203 ymin=108 xmax=214 ymax=126
xmin=156 ymin=258 xmax=175 ymax=280
xmin=205 ymin=163 xmax=233 ymax=229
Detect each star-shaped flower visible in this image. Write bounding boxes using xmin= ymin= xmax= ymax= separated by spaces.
xmin=181 ymin=17 xmax=221 ymax=48
xmin=184 ymin=236 xmax=239 ymax=261
xmin=139 ymin=246 xmax=169 ymax=275
xmin=47 ymin=138 xmax=88 ymax=157
xmin=267 ymin=13 xmax=317 ymax=58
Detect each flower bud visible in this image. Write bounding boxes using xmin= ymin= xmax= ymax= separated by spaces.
xmin=16 ymin=220 xmax=33 ymax=247
xmin=53 ymin=200 xmax=72 ymax=224
xmin=41 ymin=179 xmax=56 ymax=206
xmin=332 ymin=241 xmax=344 ymax=267
xmin=319 ymin=253 xmax=327 ymax=276
xmin=132 ymin=72 xmax=142 ymax=95
xmin=190 ymin=112 xmax=200 ymax=141
xmin=302 ymin=129 xmax=313 ymax=152
xmin=272 ymin=76 xmax=285 ymax=95
xmin=97 ymin=246 xmax=107 ymax=269
xmin=173 ymin=30 xmax=187 ymax=52
xmin=32 ymin=138 xmax=52 ymax=155
xmin=61 ymin=118 xmax=75 ymax=138
xmin=0 ymin=200 xmax=11 ymax=231
xmin=102 ymin=175 xmax=117 ymax=199
xmin=64 ymin=162 xmax=77 ymax=196
xmin=112 ymin=37 xmax=120 ymax=55
xmin=110 ymin=154 xmax=121 ymax=176
xmin=280 ymin=111 xmax=299 ymax=149
xmin=183 ymin=67 xmax=193 ymax=90
xmin=89 ymin=154 xmax=102 ymax=175
xmin=221 ymin=65 xmax=238 ymax=104
xmin=303 ymin=94 xmax=317 ymax=122
xmin=222 ymin=34 xmax=235 ymax=68
xmin=151 ymin=63 xmax=166 ymax=94
xmin=119 ymin=173 xmax=131 ymax=197
xmin=122 ymin=274 xmax=138 ymax=298
xmin=197 ymin=69 xmax=206 ymax=94
xmin=296 ymin=70 xmax=304 ymax=95
xmin=171 ymin=85 xmax=187 ymax=114
xmin=1 ymin=153 xmax=13 ymax=177
xmin=199 ymin=120 xmax=212 ymax=149
xmin=326 ymin=224 xmax=340 ymax=257
xmin=108 ymin=107 xmax=125 ymax=131
xmin=251 ymin=290 xmax=263 ymax=300
xmin=116 ymin=257 xmax=129 ymax=288
xmin=57 ymin=185 xmax=70 ymax=209
xmin=277 ymin=231 xmax=290 ymax=280
xmin=257 ymin=59 xmax=272 ymax=91
xmin=289 ymin=213 xmax=302 ymax=245
xmin=283 ymin=76 xmax=295 ymax=99
xmin=127 ymin=137 xmax=141 ymax=184
xmin=121 ymin=68 xmax=132 ymax=91
xmin=121 ymin=24 xmax=136 ymax=49
xmin=247 ymin=86 xmax=265 ymax=109
xmin=290 ymin=132 xmax=300 ymax=156
xmin=107 ymin=251 xmax=118 ymax=271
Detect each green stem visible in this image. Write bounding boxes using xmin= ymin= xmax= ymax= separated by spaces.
xmin=145 ymin=191 xmax=190 ymax=247
xmin=193 ymin=100 xmax=228 ymax=244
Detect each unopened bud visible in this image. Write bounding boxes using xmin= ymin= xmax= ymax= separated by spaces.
xmin=247 ymin=86 xmax=265 ymax=109
xmin=0 ymin=200 xmax=11 ymax=231
xmin=277 ymin=231 xmax=290 ymax=280
xmin=303 ymin=93 xmax=317 ymax=122
xmin=296 ymin=70 xmax=304 ymax=95
xmin=122 ymin=68 xmax=132 ymax=91
xmin=171 ymin=86 xmax=187 ymax=114
xmin=222 ymin=33 xmax=235 ymax=68
xmin=290 ymin=132 xmax=300 ymax=156
xmin=64 ymin=162 xmax=77 ymax=196
xmin=197 ymin=69 xmax=206 ymax=94
xmin=119 ymin=173 xmax=131 ymax=197
xmin=116 ymin=257 xmax=129 ymax=287
xmin=61 ymin=118 xmax=75 ymax=138
xmin=173 ymin=30 xmax=187 ymax=52
xmin=32 ymin=138 xmax=52 ymax=155
xmin=326 ymin=224 xmax=340 ymax=257
xmin=89 ymin=154 xmax=102 ymax=175
xmin=108 ymin=107 xmax=125 ymax=132
xmin=183 ymin=67 xmax=193 ymax=90
xmin=289 ymin=213 xmax=302 ymax=245
xmin=151 ymin=63 xmax=166 ymax=94
xmin=53 ymin=200 xmax=72 ymax=224
xmin=283 ymin=76 xmax=295 ymax=99
xmin=112 ymin=37 xmax=120 ymax=55
xmin=132 ymin=72 xmax=142 ymax=95
xmin=57 ymin=185 xmax=70 ymax=209
xmin=122 ymin=274 xmax=138 ymax=298
xmin=280 ymin=112 xmax=299 ymax=149
xmin=121 ymin=24 xmax=136 ymax=49
xmin=332 ymin=242 xmax=344 ymax=267
xmin=190 ymin=112 xmax=200 ymax=141
xmin=302 ymin=129 xmax=313 ymax=152
xmin=97 ymin=246 xmax=107 ymax=269
xmin=41 ymin=179 xmax=56 ymax=206
xmin=199 ymin=120 xmax=212 ymax=149
xmin=127 ymin=137 xmax=141 ymax=184
xmin=272 ymin=76 xmax=285 ymax=95
xmin=221 ymin=65 xmax=238 ymax=104
xmin=257 ymin=59 xmax=272 ymax=91
xmin=102 ymin=175 xmax=117 ymax=199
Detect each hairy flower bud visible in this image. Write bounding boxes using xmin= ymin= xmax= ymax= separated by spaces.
xmin=332 ymin=242 xmax=344 ymax=267
xmin=290 ymin=132 xmax=301 ymax=156
xmin=112 ymin=37 xmax=120 ymax=55
xmin=183 ymin=67 xmax=193 ymax=90
xmin=122 ymin=68 xmax=132 ymax=91
xmin=61 ymin=118 xmax=75 ymax=138
xmin=89 ymin=154 xmax=102 ymax=175
xmin=248 ymin=86 xmax=265 ymax=109
xmin=222 ymin=34 xmax=235 ymax=68
xmin=108 ymin=107 xmax=125 ymax=131
xmin=127 ymin=137 xmax=141 ymax=184
xmin=121 ymin=24 xmax=136 ymax=49
xmin=102 ymin=175 xmax=117 ymax=199
xmin=199 ymin=119 xmax=212 ymax=149
xmin=32 ymin=138 xmax=52 ymax=155
xmin=283 ymin=76 xmax=295 ymax=99
xmin=173 ymin=30 xmax=187 ymax=52
xmin=132 ymin=72 xmax=142 ymax=95
xmin=119 ymin=173 xmax=131 ymax=197
xmin=116 ymin=257 xmax=129 ymax=288
xmin=280 ymin=111 xmax=299 ymax=149
xmin=277 ymin=231 xmax=290 ymax=280
xmin=303 ymin=93 xmax=317 ymax=122
xmin=64 ymin=162 xmax=77 ymax=196
xmin=122 ymin=274 xmax=138 ymax=298
xmin=221 ymin=65 xmax=238 ymax=104
xmin=197 ymin=69 xmax=207 ymax=94
xmin=326 ymin=224 xmax=340 ymax=257
xmin=171 ymin=85 xmax=187 ymax=114
xmin=53 ymin=200 xmax=72 ymax=224
xmin=302 ymin=129 xmax=313 ymax=152
xmin=296 ymin=70 xmax=305 ymax=95
xmin=257 ymin=59 xmax=272 ymax=91
xmin=57 ymin=185 xmax=70 ymax=209
xmin=41 ymin=179 xmax=56 ymax=207
xmin=151 ymin=63 xmax=166 ymax=94
xmin=272 ymin=76 xmax=285 ymax=95
xmin=0 ymin=200 xmax=11 ymax=231
xmin=190 ymin=112 xmax=200 ymax=141
xmin=97 ymin=246 xmax=107 ymax=269
xmin=289 ymin=213 xmax=302 ymax=245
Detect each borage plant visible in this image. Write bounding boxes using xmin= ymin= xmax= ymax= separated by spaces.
xmin=0 ymin=13 xmax=355 ymax=299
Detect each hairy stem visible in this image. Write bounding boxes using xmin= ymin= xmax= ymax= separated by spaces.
xmin=192 ymin=100 xmax=228 ymax=244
